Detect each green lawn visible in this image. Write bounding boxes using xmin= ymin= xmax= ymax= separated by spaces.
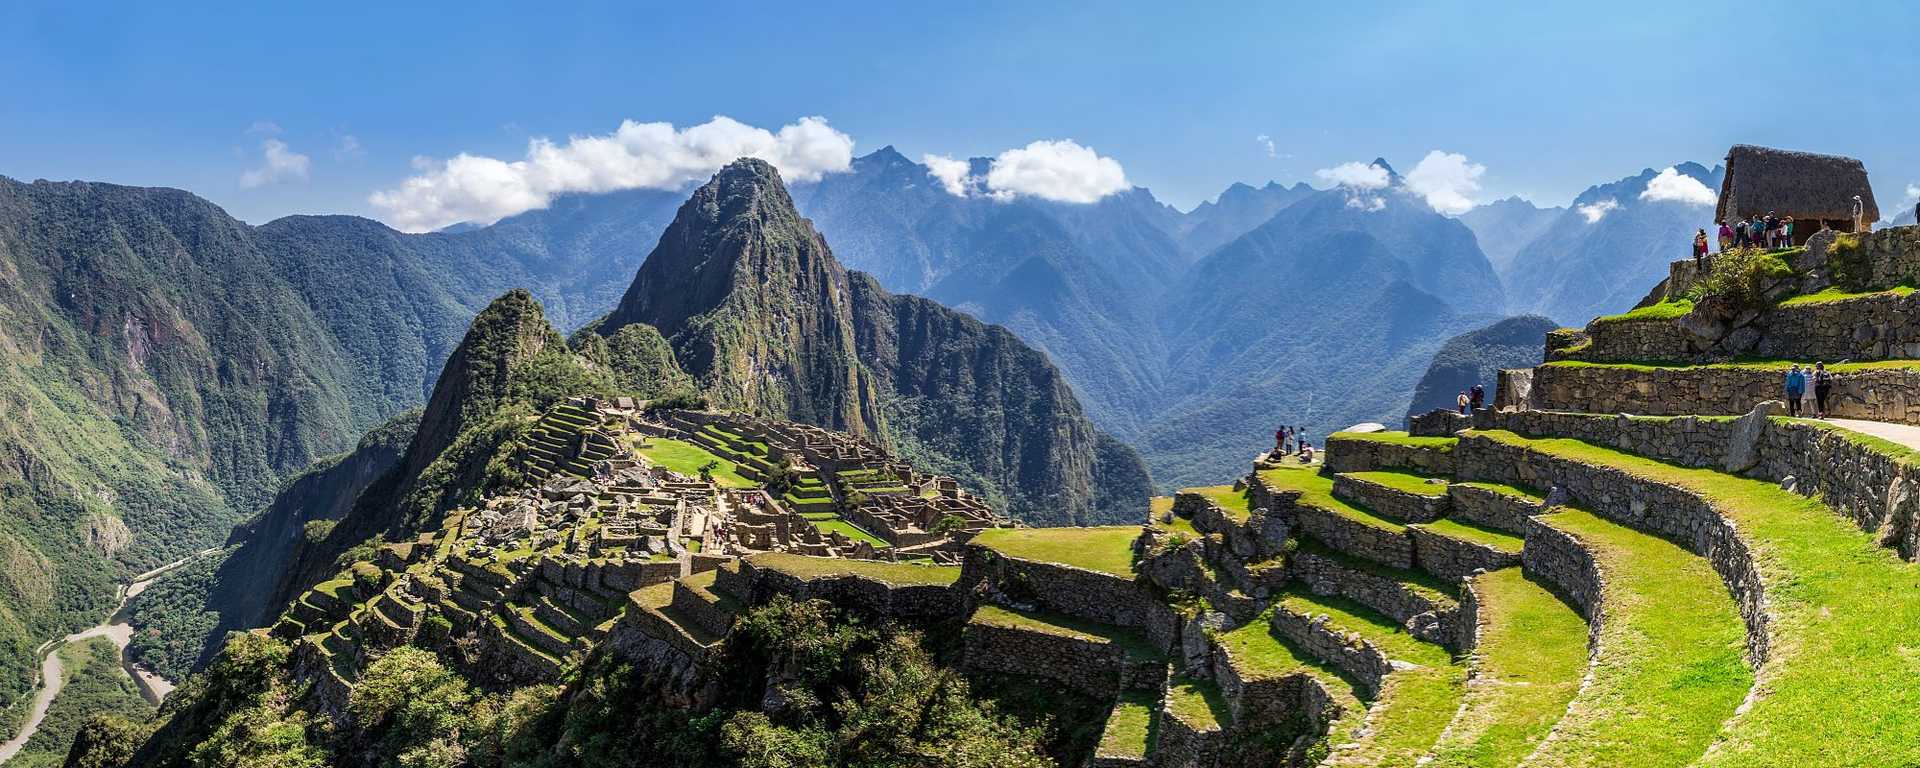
xmin=1327 ymin=431 xmax=1459 ymax=451
xmin=1591 ymin=299 xmax=1693 ymax=325
xmin=1094 ymin=690 xmax=1159 ymax=760
xmin=1163 ymin=675 xmax=1229 ymax=731
xmin=970 ymin=526 xmax=1140 ymax=578
xmin=1424 ymin=568 xmax=1589 ymax=768
xmin=1258 ymin=466 xmax=1408 ymax=533
xmin=634 ymin=437 xmax=758 ymax=487
xmin=1472 ymin=429 xmax=1920 ymax=766
xmin=970 ymin=604 xmax=1162 ymax=660
xmin=1343 ymin=470 xmax=1450 ymax=497
xmin=1774 ymin=284 xmax=1915 ymax=307
xmin=1185 ymin=484 xmax=1253 ymax=521
xmin=748 ymin=552 xmax=960 ymax=586
xmin=1277 ymin=589 xmax=1464 ymax=767
xmin=1416 ymin=517 xmax=1525 ymax=554
xmin=805 ymin=517 xmax=889 ymax=548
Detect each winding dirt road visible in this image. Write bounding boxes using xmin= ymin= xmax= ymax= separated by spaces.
xmin=0 ymin=548 xmax=215 ymax=764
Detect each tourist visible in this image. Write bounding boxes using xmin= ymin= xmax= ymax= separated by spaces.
xmin=1734 ymin=218 xmax=1750 ymax=248
xmin=1693 ymin=229 xmax=1710 ymax=264
xmin=1299 ymin=442 xmax=1315 ymax=464
xmin=1782 ymin=215 xmax=1795 ymax=247
xmin=1275 ymin=425 xmax=1287 ymax=453
xmin=1784 ymin=365 xmax=1805 ymax=416
xmin=1469 ymin=383 xmax=1485 ymax=411
xmin=1718 ymin=221 xmax=1734 ymax=252
xmin=1751 ymin=214 xmax=1767 ymax=249
xmin=1457 ymin=391 xmax=1470 ymax=415
xmin=1766 ymin=211 xmax=1782 ymax=249
xmin=1814 ymin=363 xmax=1833 ymax=418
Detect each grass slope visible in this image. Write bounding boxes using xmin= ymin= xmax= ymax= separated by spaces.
xmin=632 ymin=437 xmax=758 ymax=488
xmin=1474 ymin=430 xmax=1920 ymax=766
xmin=1424 ymin=568 xmax=1587 ymax=767
xmin=1277 ymin=589 xmax=1465 ymax=767
xmin=970 ymin=526 xmax=1139 ymax=578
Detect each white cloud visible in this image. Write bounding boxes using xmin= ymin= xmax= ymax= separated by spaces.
xmin=246 ymin=120 xmax=282 ymax=136
xmin=922 ymin=154 xmax=972 ymax=197
xmin=983 ymin=140 xmax=1130 ymax=203
xmin=333 ymin=134 xmax=364 ymax=162
xmin=1256 ymin=134 xmax=1276 ymax=158
xmin=1314 ymin=161 xmax=1391 ymax=190
xmin=1576 ymin=198 xmax=1620 ymax=223
xmin=922 ymin=140 xmax=1130 ymax=204
xmin=239 ymin=139 xmax=311 ymax=188
xmin=1402 ymin=150 xmax=1484 ymax=215
xmin=1639 ymin=166 xmax=1717 ymax=206
xmin=369 ymin=115 xmax=855 ymax=232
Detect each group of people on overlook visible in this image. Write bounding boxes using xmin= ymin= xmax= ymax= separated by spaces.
xmin=1693 ymin=211 xmax=1798 ymax=263
xmin=1456 ymin=384 xmax=1485 ymax=415
xmin=1782 ymin=363 xmax=1836 ymax=418
xmin=1273 ymin=425 xmax=1314 ymax=463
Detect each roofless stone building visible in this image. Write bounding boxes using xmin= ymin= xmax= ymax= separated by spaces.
xmin=1716 ymin=144 xmax=1880 ymax=243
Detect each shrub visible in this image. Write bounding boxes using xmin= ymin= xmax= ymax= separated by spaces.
xmin=1682 ymin=247 xmax=1795 ymax=309
xmin=302 ymin=519 xmax=337 ymax=544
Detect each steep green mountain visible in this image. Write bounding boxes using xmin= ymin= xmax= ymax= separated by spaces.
xmin=600 ymin=158 xmax=1151 ymax=525
xmin=1141 ymin=181 xmax=1505 ymax=488
xmin=1503 ymin=162 xmax=1723 ymax=324
xmin=1404 ymin=314 xmax=1558 ymax=417
xmin=1457 ymin=195 xmax=1564 ymax=275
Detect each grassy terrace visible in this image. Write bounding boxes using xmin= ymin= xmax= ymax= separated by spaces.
xmin=1292 ymin=539 xmax=1459 ymax=602
xmin=970 ymin=526 xmax=1140 ymax=578
xmin=1342 ymin=470 xmax=1449 ymax=497
xmin=1472 ymin=429 xmax=1920 ymax=766
xmin=1186 ymin=484 xmax=1253 ymax=521
xmin=1773 ymin=283 xmax=1915 ymax=307
xmin=1416 ymin=517 xmax=1524 ymax=554
xmin=1277 ymin=589 xmax=1463 ymax=767
xmin=1147 ymin=495 xmax=1202 ymax=538
xmin=633 ymin=437 xmax=757 ymax=487
xmin=1163 ymin=675 xmax=1229 ymax=731
xmin=1094 ymin=690 xmax=1159 ymax=760
xmin=970 ymin=604 xmax=1163 ymax=661
xmin=1257 ymin=466 xmax=1407 ymax=533
xmin=1544 ymin=358 xmax=1920 ymax=374
xmin=1424 ymin=568 xmax=1587 ymax=768
xmin=1592 ymin=299 xmax=1693 ymax=325
xmin=805 ymin=517 xmax=888 ymax=547
xmin=747 ymin=552 xmax=960 ymax=586
xmin=1326 ymin=431 xmax=1458 ymax=451
xmin=1452 ymin=480 xmax=1544 ymax=503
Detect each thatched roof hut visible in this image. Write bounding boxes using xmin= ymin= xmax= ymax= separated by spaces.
xmin=1716 ymin=145 xmax=1879 ymax=239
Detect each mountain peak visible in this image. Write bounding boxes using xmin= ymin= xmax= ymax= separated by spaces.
xmin=1370 ymin=157 xmax=1400 ymax=178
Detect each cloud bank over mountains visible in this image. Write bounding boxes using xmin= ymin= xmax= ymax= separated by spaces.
xmin=369 ymin=116 xmax=857 ymax=232
xmin=922 ymin=139 xmax=1131 ymax=203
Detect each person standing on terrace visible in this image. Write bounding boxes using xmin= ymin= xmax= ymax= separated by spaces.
xmin=1718 ymin=221 xmax=1734 ymax=252
xmin=1783 ymin=365 xmax=1806 ymax=416
xmin=1813 ymin=363 xmax=1834 ymax=418
xmin=1693 ymin=229 xmax=1710 ymax=264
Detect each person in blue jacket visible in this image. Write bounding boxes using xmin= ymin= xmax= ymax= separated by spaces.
xmin=1783 ymin=364 xmax=1806 ymax=417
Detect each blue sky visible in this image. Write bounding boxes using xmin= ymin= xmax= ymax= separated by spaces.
xmin=4 ymin=0 xmax=1917 ymax=226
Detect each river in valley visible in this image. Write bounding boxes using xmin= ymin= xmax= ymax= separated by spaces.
xmin=0 ymin=548 xmax=216 ymax=764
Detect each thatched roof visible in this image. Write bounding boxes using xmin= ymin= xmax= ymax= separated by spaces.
xmin=1717 ymin=144 xmax=1879 ymax=223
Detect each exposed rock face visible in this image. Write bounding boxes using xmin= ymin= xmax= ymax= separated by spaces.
xmin=599 ymin=159 xmax=1150 ymax=525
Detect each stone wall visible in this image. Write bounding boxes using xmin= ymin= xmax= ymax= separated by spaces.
xmin=960 ymin=544 xmax=1182 ymax=654
xmin=1154 ymin=703 xmax=1224 ymax=768
xmin=1529 ymin=362 xmax=1920 ymax=427
xmin=1268 ymin=605 xmax=1394 ymax=697
xmin=1285 ymin=549 xmax=1464 ymax=651
xmin=1408 ymin=526 xmax=1520 ymax=583
xmin=1830 ymin=225 xmax=1920 ymax=291
xmin=1446 ymin=484 xmax=1545 ymax=532
xmin=735 ymin=561 xmax=965 ymax=619
xmin=1332 ymin=474 xmax=1449 ymax=523
xmin=1474 ymin=408 xmax=1920 ymax=561
xmin=1574 ymin=290 xmax=1920 ymax=364
xmin=1209 ymin=637 xmax=1312 ymax=731
xmin=1408 ymin=409 xmax=1470 ymax=437
xmin=1323 ymin=436 xmax=1455 ymax=475
xmin=1456 ymin=433 xmax=1770 ymax=664
xmin=960 ymin=620 xmax=1166 ymax=699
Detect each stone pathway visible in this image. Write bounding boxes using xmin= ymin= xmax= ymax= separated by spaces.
xmin=1822 ymin=417 xmax=1920 ymax=451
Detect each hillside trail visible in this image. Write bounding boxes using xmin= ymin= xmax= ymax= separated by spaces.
xmin=1823 ymin=418 xmax=1920 ymax=451
xmin=0 ymin=547 xmax=217 ymax=765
